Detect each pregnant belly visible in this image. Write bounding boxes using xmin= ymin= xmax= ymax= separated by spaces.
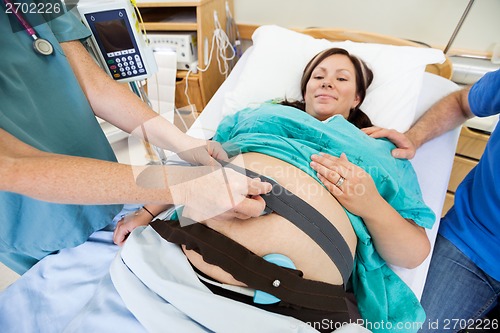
xmin=184 ymin=152 xmax=357 ymax=286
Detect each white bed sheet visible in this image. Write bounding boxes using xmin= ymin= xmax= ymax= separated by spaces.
xmin=0 ymin=50 xmax=460 ymax=332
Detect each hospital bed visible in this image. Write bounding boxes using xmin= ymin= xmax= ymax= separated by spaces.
xmin=0 ymin=26 xmax=460 ymax=333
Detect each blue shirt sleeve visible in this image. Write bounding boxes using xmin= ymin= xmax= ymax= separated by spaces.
xmin=468 ymin=69 xmax=500 ymax=117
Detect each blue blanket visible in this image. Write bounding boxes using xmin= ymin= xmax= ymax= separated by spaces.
xmin=213 ymin=103 xmax=436 ymax=332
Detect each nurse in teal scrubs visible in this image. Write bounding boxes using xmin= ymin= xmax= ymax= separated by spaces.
xmin=0 ymin=1 xmax=270 ymax=274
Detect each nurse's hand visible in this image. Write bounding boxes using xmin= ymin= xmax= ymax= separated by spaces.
xmin=113 ymin=208 xmax=153 ymax=246
xmin=310 ymin=153 xmax=383 ymax=217
xmin=362 ymin=126 xmax=416 ymax=159
xmin=174 ymin=137 xmax=229 ymax=166
xmin=171 ymin=165 xmax=272 ymax=222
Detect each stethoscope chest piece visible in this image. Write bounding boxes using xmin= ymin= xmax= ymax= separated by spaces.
xmin=33 ymin=38 xmax=54 ymax=56
xmin=4 ymin=0 xmax=54 ymax=56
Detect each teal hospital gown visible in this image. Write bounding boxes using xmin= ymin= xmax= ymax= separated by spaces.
xmin=213 ymin=103 xmax=436 ymax=332
xmin=0 ymin=3 xmax=122 ymax=274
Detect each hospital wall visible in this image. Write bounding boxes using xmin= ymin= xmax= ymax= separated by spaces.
xmin=233 ymin=0 xmax=500 ymax=57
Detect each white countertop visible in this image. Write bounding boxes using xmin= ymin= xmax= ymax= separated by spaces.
xmin=449 ymin=56 xmax=498 ymax=134
xmin=465 ymin=114 xmax=499 ymax=133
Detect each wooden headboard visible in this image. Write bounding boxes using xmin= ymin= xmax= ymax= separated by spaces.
xmin=237 ymin=24 xmax=453 ymax=80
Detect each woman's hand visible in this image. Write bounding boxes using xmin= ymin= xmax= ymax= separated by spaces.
xmin=311 ymin=152 xmax=431 ymax=268
xmin=113 ymin=208 xmax=153 ymax=246
xmin=362 ymin=126 xmax=417 ymax=159
xmin=310 ymin=153 xmax=383 ymax=217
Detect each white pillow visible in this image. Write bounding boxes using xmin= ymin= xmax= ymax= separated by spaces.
xmin=222 ymin=25 xmax=445 ymax=132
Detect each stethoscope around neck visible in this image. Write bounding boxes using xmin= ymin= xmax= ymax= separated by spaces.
xmin=4 ymin=0 xmax=54 ymax=56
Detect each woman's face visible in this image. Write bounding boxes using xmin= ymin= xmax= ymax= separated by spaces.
xmin=304 ymin=54 xmax=361 ymax=121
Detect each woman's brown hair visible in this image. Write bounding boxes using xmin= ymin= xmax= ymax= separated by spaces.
xmin=281 ymin=48 xmax=374 ymax=129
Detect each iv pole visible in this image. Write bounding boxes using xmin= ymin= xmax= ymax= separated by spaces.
xmin=443 ymin=0 xmax=475 ymax=54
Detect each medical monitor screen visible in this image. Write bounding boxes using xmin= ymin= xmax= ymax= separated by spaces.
xmin=94 ymin=19 xmax=134 ymax=53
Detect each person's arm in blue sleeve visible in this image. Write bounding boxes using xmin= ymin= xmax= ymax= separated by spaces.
xmin=362 ymin=87 xmax=473 ymax=159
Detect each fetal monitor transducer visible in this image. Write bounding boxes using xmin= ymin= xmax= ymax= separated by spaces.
xmin=77 ymin=0 xmax=157 ymax=82
xmin=3 ymin=0 xmax=54 ymax=56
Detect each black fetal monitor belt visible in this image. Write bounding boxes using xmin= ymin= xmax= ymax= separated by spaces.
xmin=221 ymin=162 xmax=354 ymax=286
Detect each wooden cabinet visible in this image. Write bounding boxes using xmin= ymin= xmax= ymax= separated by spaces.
xmin=137 ymin=0 xmax=233 ymax=112
xmin=442 ymin=126 xmax=490 ymax=217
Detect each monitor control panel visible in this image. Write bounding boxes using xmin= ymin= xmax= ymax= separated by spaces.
xmin=77 ymin=0 xmax=157 ymax=82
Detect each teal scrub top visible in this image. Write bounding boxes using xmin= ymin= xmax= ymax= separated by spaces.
xmin=213 ymin=103 xmax=436 ymax=332
xmin=0 ymin=3 xmax=122 ymax=274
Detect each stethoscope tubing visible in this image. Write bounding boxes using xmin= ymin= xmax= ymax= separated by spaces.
xmin=4 ymin=0 xmax=37 ymax=39
xmin=3 ymin=0 xmax=54 ymax=55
